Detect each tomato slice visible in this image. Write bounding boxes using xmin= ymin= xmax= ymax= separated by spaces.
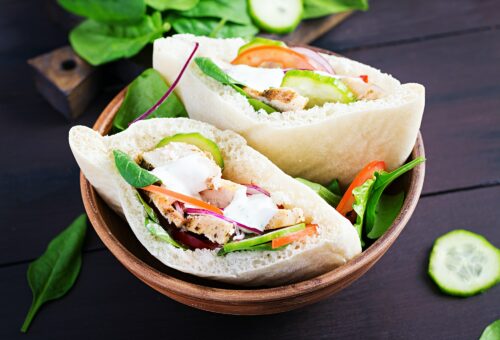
xmin=231 ymin=45 xmax=315 ymax=69
xmin=336 ymin=161 xmax=386 ymax=216
xmin=271 ymin=224 xmax=318 ymax=249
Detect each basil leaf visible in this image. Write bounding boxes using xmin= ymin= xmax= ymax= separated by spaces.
xmin=296 ymin=177 xmax=341 ymax=207
xmin=367 ymin=192 xmax=404 ymax=239
xmin=21 ymin=215 xmax=87 ymax=333
xmin=179 ymin=0 xmax=253 ymax=25
xmin=112 ymin=69 xmax=188 ymax=132
xmin=146 ymin=0 xmax=199 ymax=11
xmin=172 ymin=16 xmax=257 ymax=38
xmin=365 ymin=157 xmax=425 ymax=232
xmin=58 ymin=0 xmax=146 ymax=23
xmin=302 ymin=0 xmax=369 ymax=20
xmin=480 ymin=320 xmax=500 ymax=340
xmin=327 ymin=179 xmax=342 ymax=196
xmin=113 ymin=150 xmax=160 ymax=187
xmin=352 ymin=178 xmax=374 ymax=245
xmin=70 ymin=12 xmax=168 ymax=66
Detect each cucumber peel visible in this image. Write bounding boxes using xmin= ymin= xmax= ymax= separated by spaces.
xmin=238 ymin=37 xmax=287 ymax=55
xmin=428 ymin=229 xmax=500 ymax=297
xmin=156 ymin=132 xmax=224 ymax=169
xmin=248 ymin=0 xmax=302 ymax=34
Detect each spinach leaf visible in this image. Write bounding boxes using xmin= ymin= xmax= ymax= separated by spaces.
xmin=194 ymin=57 xmax=275 ymax=113
xmin=480 ymin=320 xmax=500 ymax=340
xmin=179 ymin=0 xmax=252 ymax=25
xmin=327 ymin=179 xmax=342 ymax=196
xmin=172 ymin=16 xmax=258 ymax=38
xmin=296 ymin=177 xmax=341 ymax=207
xmin=70 ymin=12 xmax=168 ymax=66
xmin=146 ymin=0 xmax=199 ymax=11
xmin=113 ymin=150 xmax=160 ymax=187
xmin=136 ymin=193 xmax=159 ymax=223
xmin=303 ymin=0 xmax=369 ymax=19
xmin=352 ymin=178 xmax=374 ymax=244
xmin=366 ymin=191 xmax=404 ymax=239
xmin=112 ymin=68 xmax=188 ymax=132
xmin=21 ymin=214 xmax=87 ymax=333
xmin=365 ymin=157 xmax=425 ymax=232
xmin=58 ymin=0 xmax=146 ymax=23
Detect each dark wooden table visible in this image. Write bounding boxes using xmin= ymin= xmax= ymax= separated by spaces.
xmin=1 ymin=0 xmax=499 ymax=338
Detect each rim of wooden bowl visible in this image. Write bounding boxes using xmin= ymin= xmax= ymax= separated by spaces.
xmin=80 ymin=49 xmax=426 ymax=309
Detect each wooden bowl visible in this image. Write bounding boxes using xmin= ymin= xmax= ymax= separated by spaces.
xmin=81 ymin=56 xmax=426 ymax=316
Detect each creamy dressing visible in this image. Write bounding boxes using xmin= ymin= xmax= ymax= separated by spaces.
xmin=223 ymin=187 xmax=278 ymax=232
xmin=220 ymin=63 xmax=284 ymax=91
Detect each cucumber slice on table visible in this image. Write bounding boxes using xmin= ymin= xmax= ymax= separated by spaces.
xmin=248 ymin=0 xmax=302 ymax=34
xmin=281 ymin=70 xmax=357 ymax=108
xmin=238 ymin=37 xmax=287 ymax=55
xmin=428 ymin=230 xmax=500 ymax=296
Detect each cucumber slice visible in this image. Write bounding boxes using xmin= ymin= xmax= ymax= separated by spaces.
xmin=238 ymin=37 xmax=287 ymax=55
xmin=156 ymin=132 xmax=224 ymax=169
xmin=428 ymin=230 xmax=500 ymax=297
xmin=281 ymin=70 xmax=356 ymax=107
xmin=248 ymin=0 xmax=302 ymax=34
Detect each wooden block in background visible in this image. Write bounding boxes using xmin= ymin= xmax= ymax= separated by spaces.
xmin=28 ymin=46 xmax=102 ymax=120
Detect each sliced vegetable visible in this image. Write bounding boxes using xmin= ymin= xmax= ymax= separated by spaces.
xmin=244 ymin=184 xmax=270 ymax=196
xmin=141 ymin=185 xmax=223 ymax=215
xmin=272 ymin=224 xmax=318 ymax=249
xmin=247 ymin=242 xmax=286 ymax=251
xmin=479 ymin=319 xmax=500 ymax=340
xmin=291 ymin=47 xmax=334 ymax=74
xmin=184 ymin=208 xmax=263 ymax=235
xmin=171 ymin=228 xmax=219 ymax=250
xmin=296 ymin=177 xmax=341 ymax=207
xmin=248 ymin=0 xmax=302 ymax=34
xmin=231 ymin=45 xmax=315 ymax=70
xmin=113 ymin=150 xmax=161 ymax=188
xmin=221 ymin=223 xmax=306 ymax=254
xmin=281 ymin=70 xmax=356 ymax=107
xmin=156 ymin=132 xmax=224 ymax=169
xmin=336 ymin=160 xmax=386 ymax=216
xmin=238 ymin=37 xmax=287 ymax=55
xmin=351 ymin=179 xmax=374 ymax=244
xmin=428 ymin=230 xmax=500 ymax=297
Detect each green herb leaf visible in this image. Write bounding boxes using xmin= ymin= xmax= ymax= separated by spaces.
xmin=146 ymin=0 xmax=199 ymax=11
xmin=58 ymin=0 xmax=146 ymax=23
xmin=302 ymin=0 xmax=369 ymax=20
xmin=296 ymin=177 xmax=341 ymax=207
xmin=21 ymin=214 xmax=87 ymax=333
xmin=366 ymin=191 xmax=404 ymax=239
xmin=326 ymin=179 xmax=342 ymax=196
xmin=179 ymin=0 xmax=253 ymax=25
xmin=352 ymin=178 xmax=374 ymax=244
xmin=136 ymin=193 xmax=159 ymax=223
xmin=146 ymin=219 xmax=185 ymax=248
xmin=70 ymin=12 xmax=167 ymax=66
xmin=113 ymin=150 xmax=160 ymax=187
xmin=172 ymin=16 xmax=257 ymax=38
xmin=479 ymin=319 xmax=500 ymax=340
xmin=112 ymin=69 xmax=188 ymax=132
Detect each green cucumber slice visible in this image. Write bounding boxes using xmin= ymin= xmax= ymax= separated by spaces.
xmin=281 ymin=70 xmax=356 ymax=107
xmin=428 ymin=230 xmax=500 ymax=297
xmin=221 ymin=223 xmax=306 ymax=254
xmin=238 ymin=37 xmax=287 ymax=55
xmin=156 ymin=132 xmax=224 ymax=169
xmin=248 ymin=0 xmax=302 ymax=34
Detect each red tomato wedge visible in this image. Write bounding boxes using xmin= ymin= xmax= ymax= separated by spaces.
xmin=141 ymin=185 xmax=223 ymax=215
xmin=231 ymin=46 xmax=315 ymax=70
xmin=336 ymin=161 xmax=386 ymax=216
xmin=272 ymin=224 xmax=318 ymax=249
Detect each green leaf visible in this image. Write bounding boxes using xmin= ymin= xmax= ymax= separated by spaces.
xmin=326 ymin=179 xmax=342 ymax=196
xmin=179 ymin=0 xmax=252 ymax=25
xmin=146 ymin=0 xmax=199 ymax=11
xmin=69 ymin=12 xmax=167 ymax=65
xmin=296 ymin=177 xmax=341 ymax=207
xmin=365 ymin=157 xmax=425 ymax=232
xmin=352 ymin=178 xmax=374 ymax=245
xmin=112 ymin=68 xmax=188 ymax=132
xmin=302 ymin=0 xmax=369 ymax=19
xmin=58 ymin=0 xmax=146 ymax=23
xmin=172 ymin=16 xmax=258 ymax=38
xmin=21 ymin=214 xmax=87 ymax=333
xmin=366 ymin=192 xmax=404 ymax=239
xmin=480 ymin=319 xmax=500 ymax=340
xmin=113 ymin=150 xmax=161 ymax=187
xmin=136 ymin=193 xmax=159 ymax=223
xmin=146 ymin=219 xmax=185 ymax=248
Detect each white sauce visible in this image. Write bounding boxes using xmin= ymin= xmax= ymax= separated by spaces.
xmin=221 ymin=63 xmax=284 ymax=92
xmin=224 ymin=187 xmax=278 ymax=232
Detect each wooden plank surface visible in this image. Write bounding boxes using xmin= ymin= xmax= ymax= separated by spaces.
xmin=2 ymin=187 xmax=498 ymax=339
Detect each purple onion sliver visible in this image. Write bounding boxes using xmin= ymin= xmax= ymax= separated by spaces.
xmin=243 ymin=184 xmax=270 ymax=196
xmin=130 ymin=42 xmax=200 ymax=125
xmin=291 ymin=47 xmax=334 ymax=74
xmin=184 ymin=208 xmax=263 ymax=234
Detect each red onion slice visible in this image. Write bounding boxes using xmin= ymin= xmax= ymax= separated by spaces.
xmin=291 ymin=47 xmax=335 ymax=74
xmin=184 ymin=208 xmax=263 ymax=235
xmin=173 ymin=201 xmax=185 ymax=215
xmin=243 ymin=184 xmax=270 ymax=197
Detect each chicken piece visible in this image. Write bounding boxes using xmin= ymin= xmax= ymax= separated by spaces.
xmin=243 ymin=87 xmax=309 ymax=112
xmin=146 ymin=192 xmax=185 ymax=227
xmin=200 ymin=179 xmax=245 ymax=208
xmin=343 ymin=78 xmax=384 ymax=100
xmin=185 ymin=214 xmax=235 ymax=244
xmin=265 ymin=208 xmax=306 ymax=230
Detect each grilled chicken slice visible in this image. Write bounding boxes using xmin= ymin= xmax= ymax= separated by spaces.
xmin=243 ymin=86 xmax=309 ymax=112
xmin=146 ymin=193 xmax=185 ymax=227
xmin=200 ymin=179 xmax=245 ymax=208
xmin=185 ymin=214 xmax=235 ymax=244
xmin=265 ymin=208 xmax=305 ymax=230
